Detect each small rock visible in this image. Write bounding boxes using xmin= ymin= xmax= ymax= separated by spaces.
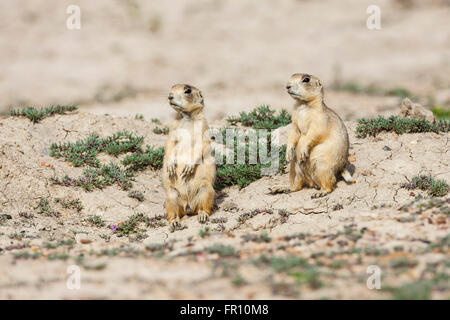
xmin=383 ymin=146 xmax=391 ymax=151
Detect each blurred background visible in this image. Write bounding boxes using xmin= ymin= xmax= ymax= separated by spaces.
xmin=0 ymin=0 xmax=449 ymax=123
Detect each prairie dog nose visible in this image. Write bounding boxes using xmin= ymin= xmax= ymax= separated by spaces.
xmin=168 ymin=94 xmax=174 ymax=100
xmin=286 ymin=85 xmax=291 ymax=90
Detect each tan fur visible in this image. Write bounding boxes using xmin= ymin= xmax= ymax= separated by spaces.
xmin=271 ymin=73 xmax=352 ymax=198
xmin=162 ymin=84 xmax=216 ymax=226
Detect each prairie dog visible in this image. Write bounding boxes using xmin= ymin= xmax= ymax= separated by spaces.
xmin=272 ymin=73 xmax=353 ymax=198
xmin=162 ymin=84 xmax=216 ymax=226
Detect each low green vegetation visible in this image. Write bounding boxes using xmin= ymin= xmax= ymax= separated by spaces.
xmin=86 ymin=215 xmax=106 ymax=228
xmin=35 ymin=197 xmax=84 ymax=216
xmin=152 ymin=126 xmax=169 ymax=135
xmin=50 ymin=131 xmax=163 ymax=192
xmin=198 ymin=227 xmax=211 ymax=238
xmin=111 ymin=213 xmax=165 ymax=238
xmin=128 ymin=190 xmax=144 ymax=202
xmin=431 ymin=107 xmax=450 ymax=119
xmin=9 ymin=105 xmax=78 ymax=123
xmin=54 ymin=197 xmax=83 ymax=213
xmin=121 ymin=145 xmax=164 ymax=171
xmin=242 ymin=232 xmax=271 ymax=243
xmin=401 ymin=175 xmax=449 ymax=197
xmin=356 ymin=115 xmax=449 ymax=138
xmin=206 ymin=244 xmax=238 ymax=257
xmin=50 ymin=131 xmax=143 ymax=167
xmin=215 ymin=106 xmax=289 ymax=190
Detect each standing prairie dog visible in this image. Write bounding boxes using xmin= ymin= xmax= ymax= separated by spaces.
xmin=162 ymin=84 xmax=216 ymax=226
xmin=271 ymin=73 xmax=354 ymax=198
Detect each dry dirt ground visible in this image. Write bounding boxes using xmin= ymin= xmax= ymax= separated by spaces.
xmin=0 ymin=110 xmax=448 ymax=299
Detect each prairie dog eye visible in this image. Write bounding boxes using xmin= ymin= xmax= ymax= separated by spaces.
xmin=302 ymin=77 xmax=310 ymax=83
xmin=184 ymin=88 xmax=192 ymax=94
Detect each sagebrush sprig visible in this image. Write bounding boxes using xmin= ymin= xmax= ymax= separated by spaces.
xmin=356 ymin=116 xmax=449 ymax=138
xmin=226 ymin=105 xmax=291 ymax=130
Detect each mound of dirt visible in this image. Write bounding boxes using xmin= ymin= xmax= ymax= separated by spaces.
xmin=0 ymin=112 xmax=448 ymax=299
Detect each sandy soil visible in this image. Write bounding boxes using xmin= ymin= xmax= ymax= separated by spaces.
xmin=0 ymin=0 xmax=449 ymax=300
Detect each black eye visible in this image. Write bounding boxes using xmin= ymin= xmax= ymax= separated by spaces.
xmin=184 ymin=88 xmax=191 ymax=94
xmin=302 ymin=77 xmax=310 ymax=83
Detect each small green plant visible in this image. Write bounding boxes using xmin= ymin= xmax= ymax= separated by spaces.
xmin=198 ymin=227 xmax=211 ymax=238
xmin=121 ymin=145 xmax=164 ymax=171
xmin=145 ymin=215 xmax=166 ymax=228
xmin=226 ymin=105 xmax=291 ymax=130
xmin=215 ymin=107 xmax=289 ymax=189
xmin=35 ymin=197 xmax=58 ymax=216
xmin=242 ymin=232 xmax=271 ymax=243
xmin=289 ymin=269 xmax=324 ymax=289
xmin=260 ymin=255 xmax=309 ymax=272
xmin=50 ymin=131 xmax=143 ymax=167
xmin=152 ymin=126 xmax=169 ymax=135
xmin=356 ymin=115 xmax=449 ymax=138
xmin=135 ymin=113 xmax=144 ymax=120
xmin=54 ymin=197 xmax=83 ymax=213
xmin=402 ymin=175 xmax=449 ymax=197
xmin=9 ymin=105 xmax=77 ymax=123
xmin=52 ymin=162 xmax=134 ymax=191
xmin=214 ymin=138 xmax=287 ymax=190
xmin=44 ymin=240 xmax=74 ymax=249
xmin=431 ymin=107 xmax=450 ymax=119
xmin=387 ymin=281 xmax=431 ymax=300
xmin=50 ymin=130 xmax=163 ymax=192
xmin=47 ymin=253 xmax=70 ymax=261
xmin=231 ymin=274 xmax=246 ymax=287
xmin=14 ymin=251 xmax=42 ymax=260
xmin=0 ymin=214 xmax=11 ymax=225
xmin=128 ymin=190 xmax=144 ymax=202
xmin=151 ymin=118 xmax=161 ymax=124
xmin=86 ymin=215 xmax=106 ymax=227
xmin=111 ymin=213 xmax=151 ymax=237
xmin=206 ymin=244 xmax=237 ymax=257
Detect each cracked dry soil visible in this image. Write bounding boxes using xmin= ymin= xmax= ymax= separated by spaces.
xmin=0 ymin=112 xmax=448 ymax=299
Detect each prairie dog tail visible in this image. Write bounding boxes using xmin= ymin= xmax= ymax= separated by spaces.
xmin=341 ymin=168 xmax=355 ymax=183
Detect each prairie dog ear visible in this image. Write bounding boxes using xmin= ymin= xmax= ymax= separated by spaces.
xmin=316 ymin=79 xmax=322 ymax=87
xmin=198 ymin=91 xmax=204 ymax=104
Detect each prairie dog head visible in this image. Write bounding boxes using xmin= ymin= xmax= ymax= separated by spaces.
xmin=286 ymin=73 xmax=323 ymax=102
xmin=168 ymin=84 xmax=204 ymax=114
